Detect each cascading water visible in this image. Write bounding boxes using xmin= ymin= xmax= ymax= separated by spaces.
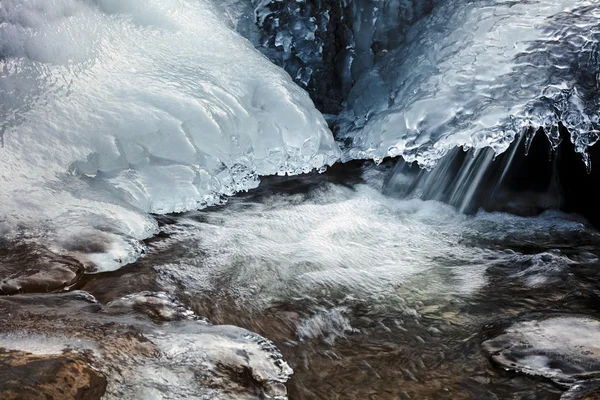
xmin=2 ymin=0 xmax=600 ymax=399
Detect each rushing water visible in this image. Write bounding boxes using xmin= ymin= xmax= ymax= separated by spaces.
xmin=66 ymin=162 xmax=600 ymax=399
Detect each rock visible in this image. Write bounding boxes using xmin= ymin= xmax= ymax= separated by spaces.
xmin=0 ymin=244 xmax=83 ymax=295
xmin=0 ymin=291 xmax=292 ymax=399
xmin=0 ymin=349 xmax=107 ymax=400
xmin=561 ymin=380 xmax=600 ymax=400
xmin=482 ymin=313 xmax=600 ymax=385
xmin=104 ymin=291 xmax=203 ymax=322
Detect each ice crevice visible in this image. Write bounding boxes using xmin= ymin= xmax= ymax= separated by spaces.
xmin=251 ymin=0 xmax=600 ymax=171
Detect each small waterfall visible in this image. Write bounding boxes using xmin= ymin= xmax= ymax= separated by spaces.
xmin=384 ymin=125 xmax=600 ymax=226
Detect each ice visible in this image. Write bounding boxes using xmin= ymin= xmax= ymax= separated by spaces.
xmin=211 ymin=0 xmax=262 ymax=45
xmin=0 ymin=331 xmax=98 ymax=355
xmin=251 ymin=0 xmax=439 ymax=111
xmin=0 ymin=291 xmax=293 ymax=399
xmin=561 ymin=380 xmax=600 ymax=400
xmin=337 ymin=0 xmax=440 ymax=87
xmin=482 ymin=314 xmax=600 ymax=385
xmin=251 ymin=0 xmax=333 ymax=109
xmin=337 ymin=0 xmax=600 ymax=169
xmin=0 ymin=0 xmax=339 ymax=271
xmin=105 ymin=291 xmax=203 ymax=322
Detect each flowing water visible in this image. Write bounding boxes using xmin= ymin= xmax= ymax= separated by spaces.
xmin=68 ymin=161 xmax=600 ymax=399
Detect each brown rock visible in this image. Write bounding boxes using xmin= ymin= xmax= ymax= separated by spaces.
xmin=0 ymin=349 xmax=107 ymax=400
xmin=0 ymin=244 xmax=84 ymax=295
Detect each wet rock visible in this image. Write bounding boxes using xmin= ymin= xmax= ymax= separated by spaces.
xmin=561 ymin=380 xmax=600 ymax=400
xmin=482 ymin=313 xmax=600 ymax=385
xmin=0 ymin=244 xmax=84 ymax=295
xmin=0 ymin=349 xmax=107 ymax=400
xmin=0 ymin=291 xmax=292 ymax=399
xmin=104 ymin=291 xmax=203 ymax=322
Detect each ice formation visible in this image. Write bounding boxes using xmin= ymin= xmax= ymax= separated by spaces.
xmin=482 ymin=314 xmax=600 ymax=385
xmin=2 ymin=0 xmax=600 ymax=271
xmin=252 ymin=0 xmax=440 ymax=111
xmin=252 ymin=0 xmax=330 ymax=88
xmin=337 ymin=0 xmax=600 ymax=169
xmin=0 ymin=0 xmax=339 ymax=270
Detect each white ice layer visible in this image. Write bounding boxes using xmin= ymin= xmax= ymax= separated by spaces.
xmin=0 ymin=0 xmax=339 ymax=270
xmin=482 ymin=315 xmax=600 ymax=385
xmin=338 ymin=0 xmax=600 ymax=169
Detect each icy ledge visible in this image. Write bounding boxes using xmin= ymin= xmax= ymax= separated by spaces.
xmin=337 ymin=0 xmax=600 ymax=170
xmin=0 ymin=0 xmax=339 ymax=270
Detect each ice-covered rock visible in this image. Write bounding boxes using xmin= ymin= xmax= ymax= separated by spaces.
xmin=0 ymin=291 xmax=293 ymax=399
xmin=105 ymin=291 xmax=204 ymax=322
xmin=561 ymin=380 xmax=600 ymax=400
xmin=338 ymin=0 xmax=600 ymax=169
xmin=482 ymin=314 xmax=600 ymax=385
xmin=0 ymin=0 xmax=339 ymax=271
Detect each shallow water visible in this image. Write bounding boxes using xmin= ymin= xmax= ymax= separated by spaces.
xmin=68 ymin=162 xmax=600 ymax=399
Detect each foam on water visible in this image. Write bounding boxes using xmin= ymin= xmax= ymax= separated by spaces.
xmin=156 ymin=184 xmax=487 ymax=306
xmin=0 ymin=0 xmax=339 ymax=271
xmin=153 ymin=175 xmax=598 ymax=341
xmin=295 ymin=307 xmax=355 ymax=344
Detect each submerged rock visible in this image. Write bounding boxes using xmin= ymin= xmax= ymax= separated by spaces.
xmin=0 ymin=349 xmax=107 ymax=400
xmin=482 ymin=313 xmax=600 ymax=386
